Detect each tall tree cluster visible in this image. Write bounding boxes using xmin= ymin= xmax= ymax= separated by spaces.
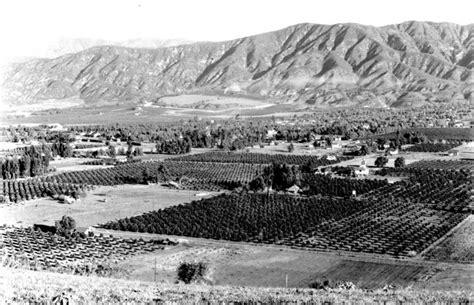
xmin=1 ymin=145 xmax=51 ymax=179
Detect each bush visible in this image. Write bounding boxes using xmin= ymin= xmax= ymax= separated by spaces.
xmin=375 ymin=156 xmax=389 ymax=168
xmin=176 ymin=261 xmax=208 ymax=284
xmin=55 ymin=215 xmax=76 ymax=237
xmin=394 ymin=157 xmax=405 ymax=168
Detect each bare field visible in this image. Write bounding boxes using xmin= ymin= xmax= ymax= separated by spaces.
xmin=0 ymin=185 xmax=215 ymax=227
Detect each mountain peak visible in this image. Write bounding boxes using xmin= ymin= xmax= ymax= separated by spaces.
xmin=2 ymin=21 xmax=472 ymax=109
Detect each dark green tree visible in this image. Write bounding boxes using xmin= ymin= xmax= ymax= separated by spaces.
xmin=394 ymin=156 xmax=406 ymax=168
xmin=375 ymin=156 xmax=389 ymax=168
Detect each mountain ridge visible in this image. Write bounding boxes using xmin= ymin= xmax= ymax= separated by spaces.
xmin=2 ymin=21 xmax=473 ymax=109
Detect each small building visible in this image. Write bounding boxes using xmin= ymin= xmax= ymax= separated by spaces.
xmin=314 ymin=139 xmax=327 ymax=148
xmin=326 ymin=155 xmax=337 ymax=161
xmin=444 ymin=150 xmax=459 ymax=157
xmin=266 ymin=129 xmax=278 ymax=139
xmin=387 ymin=148 xmax=399 ymax=155
xmin=63 ymin=196 xmax=75 ymax=204
xmin=163 ymin=181 xmax=181 ymax=189
xmin=286 ymin=184 xmax=301 ymax=195
xmin=115 ymin=155 xmax=127 ymax=163
xmin=354 ymin=160 xmax=369 ymax=177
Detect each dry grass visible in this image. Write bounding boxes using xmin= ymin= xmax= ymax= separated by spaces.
xmin=1 ymin=267 xmax=472 ymax=303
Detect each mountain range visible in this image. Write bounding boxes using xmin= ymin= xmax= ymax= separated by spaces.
xmin=2 ymin=21 xmax=473 ymax=109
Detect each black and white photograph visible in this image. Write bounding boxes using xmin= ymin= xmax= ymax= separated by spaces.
xmin=0 ymin=0 xmax=472 ymax=303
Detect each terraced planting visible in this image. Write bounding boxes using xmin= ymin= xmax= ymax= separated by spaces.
xmin=102 ymin=194 xmax=372 ymax=240
xmin=369 ymin=167 xmax=472 ymax=212
xmin=402 ymin=143 xmax=460 ymax=152
xmin=373 ymin=128 xmax=473 ymax=142
xmin=406 ymin=160 xmax=474 ymax=171
xmin=170 ymin=151 xmax=352 ymax=166
xmin=102 ymin=192 xmax=470 ymax=258
xmin=1 ymin=178 xmax=87 ymax=204
xmin=284 ymin=201 xmax=468 ymax=256
xmin=44 ymin=161 xmax=266 ymax=191
xmin=0 ymin=225 xmax=177 ymax=270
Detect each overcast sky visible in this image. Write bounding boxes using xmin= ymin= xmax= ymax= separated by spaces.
xmin=0 ymin=0 xmax=472 ymax=62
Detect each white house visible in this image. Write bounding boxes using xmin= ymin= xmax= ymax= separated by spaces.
xmin=387 ymin=148 xmax=399 ymax=155
xmin=354 ymin=160 xmax=369 ymax=177
xmin=326 ymin=155 xmax=337 ymax=161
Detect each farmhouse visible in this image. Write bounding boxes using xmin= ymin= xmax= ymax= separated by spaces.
xmin=387 ymin=148 xmax=399 ymax=155
xmin=354 ymin=160 xmax=369 ymax=177
xmin=444 ymin=150 xmax=459 ymax=157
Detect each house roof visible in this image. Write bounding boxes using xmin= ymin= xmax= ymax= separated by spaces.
xmin=287 ymin=185 xmax=301 ymax=192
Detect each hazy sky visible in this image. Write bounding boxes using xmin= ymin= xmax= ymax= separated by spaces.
xmin=0 ymin=0 xmax=472 ymax=61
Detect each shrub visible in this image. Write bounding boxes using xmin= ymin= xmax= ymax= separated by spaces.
xmin=55 ymin=215 xmax=76 ymax=237
xmin=394 ymin=157 xmax=405 ymax=168
xmin=176 ymin=261 xmax=208 ymax=284
xmin=288 ymin=143 xmax=295 ymax=153
xmin=375 ymin=156 xmax=389 ymax=168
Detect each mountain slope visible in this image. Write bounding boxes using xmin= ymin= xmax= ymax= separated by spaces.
xmin=2 ymin=21 xmax=473 ymax=108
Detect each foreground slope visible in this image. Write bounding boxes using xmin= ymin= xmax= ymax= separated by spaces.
xmin=1 ymin=267 xmax=472 ymax=303
xmin=2 ymin=21 xmax=472 ymax=108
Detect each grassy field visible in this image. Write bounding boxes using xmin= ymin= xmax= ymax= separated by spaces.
xmin=89 ymin=228 xmax=474 ymax=291
xmin=0 ymin=185 xmax=216 ymax=227
xmin=2 ymin=267 xmax=472 ymax=303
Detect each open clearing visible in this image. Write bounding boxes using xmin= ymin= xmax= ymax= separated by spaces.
xmin=48 ymin=157 xmax=113 ymax=173
xmin=0 ymin=185 xmax=217 ymax=227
